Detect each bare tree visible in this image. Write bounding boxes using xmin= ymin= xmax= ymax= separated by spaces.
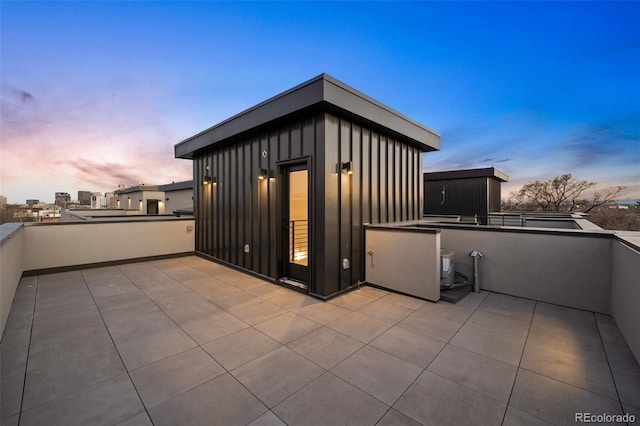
xmin=509 ymin=174 xmax=625 ymax=212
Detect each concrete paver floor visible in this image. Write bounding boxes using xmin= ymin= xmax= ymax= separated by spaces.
xmin=1 ymin=255 xmax=639 ymax=425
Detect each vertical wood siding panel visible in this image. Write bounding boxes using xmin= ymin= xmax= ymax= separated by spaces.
xmin=361 ymin=128 xmax=371 ymax=226
xmin=268 ymin=130 xmax=277 ymax=278
xmin=339 ymin=119 xmax=352 ymax=290
xmin=351 ymin=124 xmax=362 ymax=284
xmin=259 ymin=134 xmax=269 ymax=275
xmin=371 ymin=132 xmax=380 ymax=224
xmin=323 ymin=114 xmax=340 ymax=296
xmin=379 ymin=136 xmax=387 ymax=223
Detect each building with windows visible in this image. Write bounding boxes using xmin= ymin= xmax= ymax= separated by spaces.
xmin=54 ymin=192 xmax=71 ymax=207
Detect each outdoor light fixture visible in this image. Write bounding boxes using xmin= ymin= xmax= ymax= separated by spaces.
xmin=258 ymin=168 xmax=273 ymax=180
xmin=340 ymin=161 xmax=353 ymax=175
xmin=203 ymin=176 xmax=212 ymax=185
xmin=211 ymin=176 xmax=218 ymax=185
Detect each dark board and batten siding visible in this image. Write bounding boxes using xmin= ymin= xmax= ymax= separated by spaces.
xmin=194 ymin=111 xmax=423 ymax=298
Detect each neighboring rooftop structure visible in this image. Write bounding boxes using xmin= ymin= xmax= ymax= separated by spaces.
xmin=424 ymin=167 xmax=508 ymax=222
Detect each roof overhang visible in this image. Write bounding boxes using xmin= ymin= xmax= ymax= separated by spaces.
xmin=175 ymin=73 xmax=440 ymax=159
xmin=424 ymin=167 xmax=509 ymax=182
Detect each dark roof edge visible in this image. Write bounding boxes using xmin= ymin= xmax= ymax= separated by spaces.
xmin=175 ymin=73 xmax=440 ymax=159
xmin=424 ymin=167 xmax=509 ymax=182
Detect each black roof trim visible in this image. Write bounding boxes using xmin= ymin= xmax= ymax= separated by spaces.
xmin=175 ymin=74 xmax=440 ymax=159
xmin=424 ymin=167 xmax=509 ymax=182
xmin=158 ymin=180 xmax=193 ymax=192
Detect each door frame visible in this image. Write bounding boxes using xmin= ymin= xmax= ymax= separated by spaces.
xmin=277 ymin=157 xmax=312 ymax=287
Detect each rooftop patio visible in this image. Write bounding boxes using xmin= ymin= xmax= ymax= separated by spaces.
xmin=2 ymin=255 xmax=638 ymax=425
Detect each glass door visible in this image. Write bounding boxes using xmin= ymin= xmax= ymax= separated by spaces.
xmin=285 ymin=166 xmax=309 ymax=283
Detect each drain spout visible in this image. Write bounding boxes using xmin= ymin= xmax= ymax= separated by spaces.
xmin=469 ymin=250 xmax=483 ymax=293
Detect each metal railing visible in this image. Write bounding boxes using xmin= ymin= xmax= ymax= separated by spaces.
xmin=290 ymin=219 xmax=308 ymax=265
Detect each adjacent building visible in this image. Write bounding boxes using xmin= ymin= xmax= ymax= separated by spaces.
xmin=423 ymin=167 xmax=508 ymax=223
xmin=78 ymin=191 xmax=92 ymax=206
xmin=175 ymin=74 xmax=440 ymax=298
xmin=54 ymin=192 xmax=71 ymax=207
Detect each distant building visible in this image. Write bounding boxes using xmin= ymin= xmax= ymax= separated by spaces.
xmin=54 ymin=192 xmax=71 ymax=207
xmin=114 ymin=181 xmax=193 ymax=215
xmin=114 ymin=184 xmax=165 ymax=215
xmin=158 ymin=181 xmax=193 ymax=214
xmin=0 ymin=195 xmax=7 ymax=206
xmin=78 ymin=191 xmax=92 ymax=206
xmin=26 ymin=199 xmax=39 ymax=207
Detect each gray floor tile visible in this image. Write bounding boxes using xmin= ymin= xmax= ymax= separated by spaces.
xmin=212 ymin=289 xmax=261 ymax=309
xmin=427 ymin=344 xmax=517 ymax=403
xmin=247 ymin=411 xmax=286 ymax=426
xmin=254 ymin=312 xmax=320 ymax=344
xmin=376 ymin=409 xmax=422 ymax=426
xmin=228 ymin=299 xmax=288 ymax=325
xmin=357 ymin=298 xmax=414 ymax=324
xmin=202 ymin=327 xmax=282 ymax=370
xmin=148 ymin=374 xmax=266 ymax=426
xmin=510 ymin=369 xmax=622 ymax=426
xmin=521 ymin=331 xmax=617 ymax=399
xmin=356 ymin=286 xmax=389 ymax=299
xmin=23 ymin=346 xmax=125 ymax=410
xmin=153 ymin=291 xmax=222 ymax=325
xmin=1 ymin=343 xmax=28 ymax=377
xmin=454 ymin=290 xmax=488 ymax=309
xmin=180 ymin=311 xmax=250 ymax=344
xmin=327 ymin=311 xmax=391 ymax=343
xmin=268 ymin=291 xmax=319 ymax=310
xmin=19 ymin=374 xmax=144 ymax=426
xmin=417 ymin=300 xmax=476 ymax=324
xmin=595 ymin=313 xmax=628 ymax=346
xmin=332 ymin=346 xmax=422 ymax=405
xmin=0 ymin=414 xmax=19 ymax=426
xmin=394 ymin=370 xmax=506 ymax=426
xmin=116 ymin=412 xmax=153 ymax=426
xmin=287 ymin=327 xmax=363 ymax=369
xmin=450 ymin=320 xmax=527 ymax=366
xmin=478 ymin=292 xmax=536 ymax=322
xmin=378 ymin=292 xmax=426 ymax=310
xmin=231 ymin=346 xmax=324 ymax=408
xmin=273 ymin=372 xmax=388 ymax=426
xmin=27 ymin=325 xmax=115 ymax=371
xmin=396 ymin=309 xmax=464 ymax=342
xmin=130 ymin=347 xmax=225 ymax=408
xmin=115 ymin=329 xmax=197 ymax=371
xmin=247 ymin=284 xmax=290 ymax=299
xmin=328 ymin=291 xmax=376 ymax=311
xmin=99 ymin=297 xmax=161 ymax=326
xmin=369 ymin=325 xmax=446 ymax=369
xmin=293 ymin=301 xmax=349 ymax=325
xmin=623 ymin=403 xmax=639 ymax=419
xmin=502 ymin=406 xmax=554 ymax=426
xmin=1 ymin=371 xmax=24 ymax=419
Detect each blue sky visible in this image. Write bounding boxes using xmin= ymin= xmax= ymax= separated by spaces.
xmin=2 ymin=1 xmax=639 ymax=203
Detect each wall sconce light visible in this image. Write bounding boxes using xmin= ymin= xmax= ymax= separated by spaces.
xmin=127 ymin=196 xmax=131 ymax=200
xmin=258 ymin=169 xmax=275 ymax=180
xmin=203 ymin=176 xmax=212 ymax=185
xmin=211 ymin=176 xmax=218 ymax=185
xmin=339 ymin=161 xmax=353 ymax=175
xmin=165 ymin=198 xmax=170 ymax=201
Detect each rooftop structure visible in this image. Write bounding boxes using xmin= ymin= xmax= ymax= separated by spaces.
xmin=175 ymin=74 xmax=440 ymax=298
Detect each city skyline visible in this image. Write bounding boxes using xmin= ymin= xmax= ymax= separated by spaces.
xmin=1 ymin=1 xmax=639 ymax=203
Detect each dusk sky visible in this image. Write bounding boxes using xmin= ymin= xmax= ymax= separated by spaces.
xmin=1 ymin=1 xmax=639 ymax=204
